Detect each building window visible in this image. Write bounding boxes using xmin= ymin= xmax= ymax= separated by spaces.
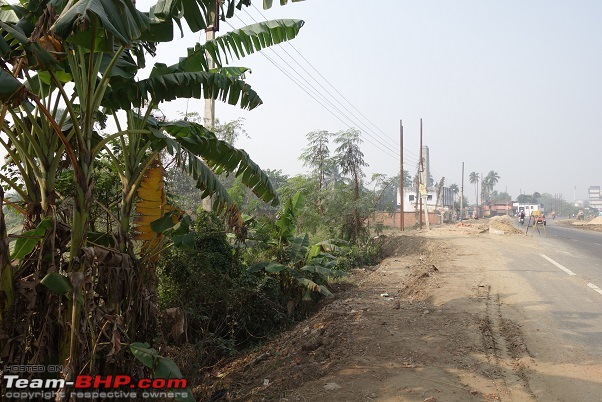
xmin=409 ymin=195 xmax=415 ymax=201
xmin=427 ymin=195 xmax=433 ymax=201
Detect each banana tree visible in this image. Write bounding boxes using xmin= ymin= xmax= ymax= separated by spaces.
xmin=0 ymin=0 xmax=307 ymax=383
xmin=100 ymin=16 xmax=304 ymax=253
xmin=250 ymin=192 xmax=347 ymax=305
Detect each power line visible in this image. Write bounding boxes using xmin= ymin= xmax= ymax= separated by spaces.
xmin=226 ymin=16 xmax=400 ymax=161
xmin=241 ymin=9 xmax=407 ymax=158
xmin=249 ymin=4 xmax=422 ymax=161
xmin=232 ymin=14 xmax=400 ymax=160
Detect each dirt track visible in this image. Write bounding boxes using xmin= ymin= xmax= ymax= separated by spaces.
xmin=198 ymin=218 xmax=599 ymax=401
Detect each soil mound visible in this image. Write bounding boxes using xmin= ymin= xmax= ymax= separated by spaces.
xmin=381 ymin=234 xmax=428 ymax=258
xmin=587 ymin=216 xmax=602 ymax=225
xmin=489 ymin=215 xmax=523 ymax=235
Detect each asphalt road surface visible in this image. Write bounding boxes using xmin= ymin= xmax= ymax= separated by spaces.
xmin=501 ymin=219 xmax=602 ymax=399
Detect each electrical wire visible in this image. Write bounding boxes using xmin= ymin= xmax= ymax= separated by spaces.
xmin=249 ymin=4 xmax=422 ymax=162
xmin=226 ymin=15 xmax=401 ymax=161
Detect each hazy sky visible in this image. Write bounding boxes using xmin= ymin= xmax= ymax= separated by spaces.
xmin=146 ymin=0 xmax=602 ymax=203
xmin=3 ymin=1 xmax=601 ymax=204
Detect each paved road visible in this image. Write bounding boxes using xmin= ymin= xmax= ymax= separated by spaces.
xmin=499 ymin=220 xmax=602 ymax=399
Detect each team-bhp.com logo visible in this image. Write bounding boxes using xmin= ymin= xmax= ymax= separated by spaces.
xmin=2 ymin=365 xmax=189 ymax=400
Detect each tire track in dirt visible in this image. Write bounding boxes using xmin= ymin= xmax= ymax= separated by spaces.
xmin=479 ymin=284 xmax=536 ymax=400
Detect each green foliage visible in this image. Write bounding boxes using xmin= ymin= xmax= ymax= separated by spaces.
xmin=157 ymin=211 xmax=288 ymax=363
xmin=130 ymin=342 xmax=194 ymax=402
xmin=275 ymin=175 xmax=321 ymax=234
xmin=334 ymin=238 xmax=384 ymax=271
xmin=1 ymin=197 xmax=23 ymax=232
xmin=10 ymin=216 xmax=52 ymax=259
xmin=246 ymin=192 xmax=347 ymax=306
xmin=55 ymin=157 xmax=121 ymax=231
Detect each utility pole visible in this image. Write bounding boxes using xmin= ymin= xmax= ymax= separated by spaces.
xmin=460 ymin=162 xmax=464 ymax=221
xmin=419 ymin=118 xmax=429 ymax=230
xmin=419 ymin=119 xmax=423 ymax=229
xmin=204 ymin=0 xmax=219 ymax=129
xmin=399 ymin=120 xmax=404 ymax=232
xmin=202 ymin=0 xmax=220 ymax=211
xmin=505 ymin=185 xmax=508 ymax=215
xmin=480 ymin=172 xmax=483 ymax=218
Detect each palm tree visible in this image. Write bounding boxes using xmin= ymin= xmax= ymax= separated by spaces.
xmin=483 ymin=171 xmax=501 ymax=203
xmin=469 ymin=172 xmax=479 ymax=206
xmin=0 ymin=0 xmax=304 ymax=381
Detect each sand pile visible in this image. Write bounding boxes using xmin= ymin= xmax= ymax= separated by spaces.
xmin=587 ymin=216 xmax=602 ymax=225
xmin=489 ymin=215 xmax=524 ymax=235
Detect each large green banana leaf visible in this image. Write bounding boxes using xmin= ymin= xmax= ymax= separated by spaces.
xmin=102 ymin=70 xmax=262 ymax=110
xmin=51 ymin=0 xmax=149 ymax=47
xmin=0 ymin=0 xmax=18 ymax=23
xmin=0 ymin=20 xmax=57 ymax=70
xmin=156 ymin=19 xmax=304 ymax=74
xmin=152 ymin=0 xmax=302 ymax=33
xmin=162 ymin=121 xmax=277 ymax=205
xmin=206 ymin=19 xmax=304 ymax=66
xmin=151 ymin=120 xmax=277 ymax=206
xmin=0 ymin=68 xmax=26 ymax=104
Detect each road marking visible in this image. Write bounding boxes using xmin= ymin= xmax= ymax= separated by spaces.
xmin=587 ymin=283 xmax=602 ymax=295
xmin=595 ymin=243 xmax=601 ymax=246
xmin=541 ymin=254 xmax=576 ymax=276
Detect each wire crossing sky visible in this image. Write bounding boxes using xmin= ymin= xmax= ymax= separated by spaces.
xmin=3 ymin=1 xmax=600 ymax=204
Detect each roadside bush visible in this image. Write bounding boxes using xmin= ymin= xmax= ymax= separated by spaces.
xmin=157 ymin=211 xmax=289 ymax=365
xmin=335 ymin=237 xmax=384 ymax=271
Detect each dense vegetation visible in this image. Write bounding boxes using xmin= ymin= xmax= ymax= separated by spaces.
xmin=0 ymin=0 xmax=404 ymax=399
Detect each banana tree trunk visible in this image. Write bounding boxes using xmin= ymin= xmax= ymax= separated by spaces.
xmin=0 ymin=187 xmax=13 ymax=325
xmin=119 ymin=185 xmax=135 ymax=254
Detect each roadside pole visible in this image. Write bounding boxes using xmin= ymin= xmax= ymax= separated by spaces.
xmin=419 ymin=119 xmax=423 ymax=229
xmin=419 ymin=119 xmax=430 ymax=230
xmin=202 ymin=0 xmax=219 ymax=211
xmin=400 ymin=120 xmax=404 ymax=232
xmin=460 ymin=162 xmax=464 ymax=221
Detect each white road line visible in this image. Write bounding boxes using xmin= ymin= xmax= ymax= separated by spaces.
xmin=541 ymin=254 xmax=577 ymax=276
xmin=595 ymin=243 xmax=601 ymax=246
xmin=587 ymin=283 xmax=602 ymax=296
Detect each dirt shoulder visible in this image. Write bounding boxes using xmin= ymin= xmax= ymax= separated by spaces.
xmin=196 ymin=217 xmax=573 ymax=401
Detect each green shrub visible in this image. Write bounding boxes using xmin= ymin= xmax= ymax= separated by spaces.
xmin=157 ymin=212 xmax=289 ymax=363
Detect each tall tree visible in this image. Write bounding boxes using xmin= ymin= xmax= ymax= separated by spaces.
xmin=334 ymin=128 xmax=367 ymax=242
xmin=483 ymin=170 xmax=500 ymax=203
xmin=469 ymin=172 xmax=479 ymax=206
xmin=299 ymin=130 xmax=331 ymax=191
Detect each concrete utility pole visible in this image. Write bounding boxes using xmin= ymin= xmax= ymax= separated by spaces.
xmin=202 ymin=0 xmax=220 ymax=211
xmin=506 ymin=186 xmax=509 ymax=215
xmin=480 ymin=172 xmax=483 ymax=218
xmin=460 ymin=162 xmax=464 ymax=221
xmin=399 ymin=120 xmax=404 ymax=232
xmin=419 ymin=119 xmax=430 ymax=230
xmin=204 ymin=0 xmax=219 ymax=129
